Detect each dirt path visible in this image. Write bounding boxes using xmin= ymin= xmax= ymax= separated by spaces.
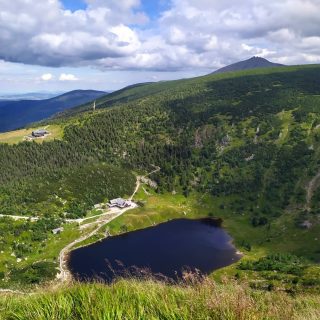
xmin=0 ymin=214 xmax=38 ymax=221
xmin=56 ymin=205 xmax=137 ymax=282
xmin=0 ymin=167 xmax=160 ymax=293
xmin=305 ymin=170 xmax=320 ymax=211
xmin=129 ymin=166 xmax=159 ymax=201
xmin=0 ymin=213 xmax=106 ymax=224
xmin=57 ymin=166 xmax=160 ymax=283
xmin=0 ymin=209 xmax=116 ymax=225
xmin=129 ymin=177 xmax=141 ymax=202
xmin=142 ymin=187 xmax=151 ymax=196
xmin=0 ymin=212 xmax=110 ymax=224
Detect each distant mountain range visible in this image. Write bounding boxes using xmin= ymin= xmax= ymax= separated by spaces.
xmin=0 ymin=92 xmax=64 ymax=101
xmin=0 ymin=57 xmax=284 ymax=133
xmin=0 ymin=90 xmax=107 ymax=132
xmin=213 ymin=56 xmax=284 ymax=74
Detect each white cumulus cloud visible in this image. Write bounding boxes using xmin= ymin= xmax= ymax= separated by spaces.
xmin=41 ymin=73 xmax=53 ymax=81
xmin=0 ymin=0 xmax=319 ymax=72
xmin=59 ymin=73 xmax=79 ymax=81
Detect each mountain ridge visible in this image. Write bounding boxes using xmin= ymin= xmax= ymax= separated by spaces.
xmin=0 ymin=92 xmax=63 ymax=101
xmin=53 ymin=63 xmax=312 ymax=121
xmin=0 ymin=89 xmax=107 ymax=132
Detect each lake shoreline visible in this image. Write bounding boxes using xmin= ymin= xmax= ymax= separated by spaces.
xmin=68 ymin=217 xmax=241 ymax=283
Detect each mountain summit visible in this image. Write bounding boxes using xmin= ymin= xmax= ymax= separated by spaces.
xmin=212 ymin=56 xmax=284 ymax=74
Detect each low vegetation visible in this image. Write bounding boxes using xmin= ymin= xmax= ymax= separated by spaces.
xmin=0 ymin=218 xmax=80 ymax=288
xmin=0 ymin=163 xmax=135 ymax=288
xmin=0 ymin=278 xmax=319 ymax=320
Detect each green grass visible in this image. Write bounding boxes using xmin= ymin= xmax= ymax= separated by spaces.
xmin=0 ymin=125 xmax=64 ymax=145
xmin=0 ymin=278 xmax=319 ymax=320
xmin=277 ymin=110 xmax=293 ymax=144
xmin=0 ymin=222 xmax=81 ymax=289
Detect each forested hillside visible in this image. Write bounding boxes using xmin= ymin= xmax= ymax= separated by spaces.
xmin=2 ymin=66 xmax=320 ymax=222
xmin=4 ymin=66 xmax=320 ymax=206
xmin=1 ymin=65 xmax=320 ymax=290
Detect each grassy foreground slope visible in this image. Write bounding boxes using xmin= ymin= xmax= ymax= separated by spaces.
xmin=1 ymin=279 xmax=320 ymax=320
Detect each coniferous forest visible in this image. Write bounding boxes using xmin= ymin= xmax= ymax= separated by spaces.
xmin=1 ymin=66 xmax=320 ymax=221
xmin=0 ymin=65 xmax=320 ymax=294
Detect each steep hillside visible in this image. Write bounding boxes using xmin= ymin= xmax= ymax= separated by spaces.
xmin=0 ymin=90 xmax=106 ymax=132
xmin=53 ymin=65 xmax=307 ymax=120
xmin=212 ymin=56 xmax=284 ymax=74
xmin=53 ymin=82 xmax=158 ymax=118
xmin=1 ymin=65 xmax=320 ymax=292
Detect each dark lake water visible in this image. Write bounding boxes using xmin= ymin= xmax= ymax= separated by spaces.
xmin=68 ymin=218 xmax=241 ymax=283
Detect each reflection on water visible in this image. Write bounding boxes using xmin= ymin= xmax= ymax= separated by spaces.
xmin=68 ymin=218 xmax=241 ymax=283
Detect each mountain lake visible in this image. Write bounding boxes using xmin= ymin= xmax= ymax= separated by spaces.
xmin=68 ymin=218 xmax=241 ymax=283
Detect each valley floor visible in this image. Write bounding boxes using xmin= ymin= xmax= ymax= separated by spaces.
xmin=0 ymin=169 xmax=320 ymax=320
xmin=1 ymin=171 xmax=320 ymax=292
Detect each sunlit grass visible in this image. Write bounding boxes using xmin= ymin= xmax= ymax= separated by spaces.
xmin=1 ymin=277 xmax=319 ymax=320
xmin=0 ymin=125 xmax=64 ymax=145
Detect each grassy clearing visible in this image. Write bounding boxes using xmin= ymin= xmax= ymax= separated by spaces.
xmin=0 ymin=222 xmax=81 ymax=289
xmin=0 ymin=125 xmax=63 ymax=144
xmin=277 ymin=110 xmax=293 ymax=144
xmin=0 ymin=278 xmax=319 ymax=320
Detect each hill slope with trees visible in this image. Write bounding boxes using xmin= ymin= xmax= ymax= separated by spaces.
xmin=1 ymin=64 xmax=320 ymax=300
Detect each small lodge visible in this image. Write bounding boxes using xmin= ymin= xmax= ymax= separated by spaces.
xmin=108 ymin=198 xmax=130 ymax=208
xmin=32 ymin=129 xmax=49 ymax=138
xmin=52 ymin=227 xmax=64 ymax=235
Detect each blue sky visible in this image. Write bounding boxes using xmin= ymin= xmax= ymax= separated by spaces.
xmin=61 ymin=0 xmax=167 ymax=19
xmin=140 ymin=0 xmax=170 ymax=19
xmin=0 ymin=0 xmax=319 ymax=94
xmin=62 ymin=0 xmax=87 ymax=11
